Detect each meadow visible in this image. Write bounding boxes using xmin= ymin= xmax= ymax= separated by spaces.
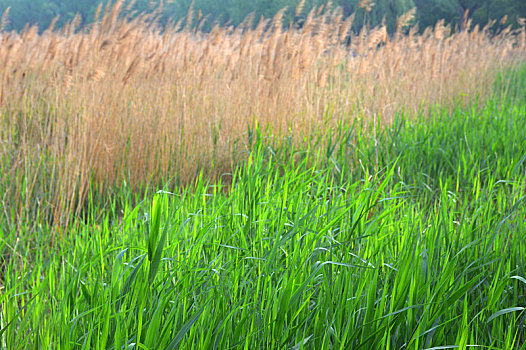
xmin=1 ymin=2 xmax=526 ymax=349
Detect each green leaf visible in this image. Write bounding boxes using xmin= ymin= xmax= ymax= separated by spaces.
xmin=166 ymin=305 xmax=207 ymax=350
xmin=486 ymin=307 xmax=525 ymax=323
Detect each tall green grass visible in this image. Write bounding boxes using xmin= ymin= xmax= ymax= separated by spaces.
xmin=1 ymin=85 xmax=526 ymax=348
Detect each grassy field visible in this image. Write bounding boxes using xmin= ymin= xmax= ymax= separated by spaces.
xmin=1 ymin=3 xmax=526 ymax=349
xmin=2 ymin=82 xmax=526 ymax=348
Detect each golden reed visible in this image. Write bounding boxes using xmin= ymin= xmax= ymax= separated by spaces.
xmin=0 ymin=1 xmax=524 ymax=235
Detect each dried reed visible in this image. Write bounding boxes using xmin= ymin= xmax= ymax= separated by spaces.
xmin=0 ymin=3 xmax=524 ymax=234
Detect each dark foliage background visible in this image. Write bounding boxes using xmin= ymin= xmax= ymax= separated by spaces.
xmin=0 ymin=0 xmax=525 ymax=33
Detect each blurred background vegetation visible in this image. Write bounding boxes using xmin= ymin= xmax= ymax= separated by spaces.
xmin=1 ymin=0 xmax=525 ymax=33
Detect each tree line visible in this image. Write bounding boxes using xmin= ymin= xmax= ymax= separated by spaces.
xmin=1 ymin=0 xmax=525 ymax=33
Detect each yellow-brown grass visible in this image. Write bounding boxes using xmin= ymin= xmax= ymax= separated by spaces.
xmin=0 ymin=4 xmax=524 ymax=234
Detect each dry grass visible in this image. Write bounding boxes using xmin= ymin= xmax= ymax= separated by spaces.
xmin=0 ymin=2 xmax=524 ymax=233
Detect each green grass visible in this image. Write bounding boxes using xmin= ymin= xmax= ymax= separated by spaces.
xmin=1 ymin=79 xmax=526 ymax=348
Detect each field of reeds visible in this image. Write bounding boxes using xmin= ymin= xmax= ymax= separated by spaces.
xmin=0 ymin=2 xmax=524 ymax=231
xmin=1 ymin=1 xmax=526 ymax=349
